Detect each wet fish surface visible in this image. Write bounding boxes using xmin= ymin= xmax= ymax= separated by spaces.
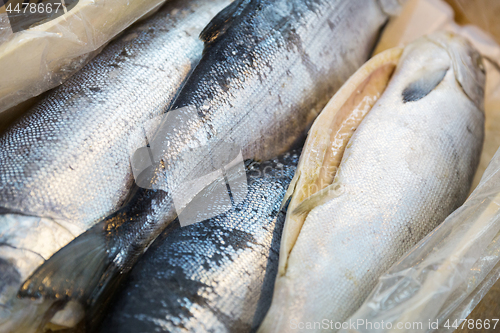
xmin=98 ymin=152 xmax=299 ymax=333
xmin=18 ymin=1 xmax=393 ymax=321
xmin=0 ymin=0 xmax=231 ymax=331
xmin=259 ymin=32 xmax=486 ymax=332
xmin=17 ymin=1 xmax=394 ymax=327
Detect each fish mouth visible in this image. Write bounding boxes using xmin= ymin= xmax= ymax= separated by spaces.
xmin=277 ymin=46 xmax=404 ymax=276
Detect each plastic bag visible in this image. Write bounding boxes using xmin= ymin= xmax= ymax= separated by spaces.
xmin=344 ymin=150 xmax=500 ymax=332
xmin=341 ymin=1 xmax=500 ymax=331
xmin=0 ymin=0 xmax=168 ymax=113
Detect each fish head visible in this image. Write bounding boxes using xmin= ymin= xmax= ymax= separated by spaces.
xmin=427 ymin=31 xmax=486 ymax=111
xmin=261 ymin=30 xmax=486 ymax=333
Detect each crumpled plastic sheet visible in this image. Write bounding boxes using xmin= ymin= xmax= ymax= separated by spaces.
xmin=0 ymin=0 xmax=168 ymax=113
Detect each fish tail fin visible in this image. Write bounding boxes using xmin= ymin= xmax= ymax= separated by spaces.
xmin=85 ymin=262 xmax=126 ymax=331
xmin=18 ymin=221 xmax=112 ymax=305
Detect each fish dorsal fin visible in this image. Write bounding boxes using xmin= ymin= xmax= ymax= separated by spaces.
xmin=18 ymin=221 xmax=112 ymax=303
xmin=200 ymin=0 xmax=252 ymax=45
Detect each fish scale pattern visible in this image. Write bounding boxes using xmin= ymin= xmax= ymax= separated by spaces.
xmin=99 ymin=152 xmax=299 ymax=333
xmin=0 ymin=0 xmax=231 ymax=227
xmin=264 ymin=35 xmax=485 ymax=332
xmin=97 ymin=0 xmax=388 ymax=287
xmin=0 ymin=1 xmax=232 ymax=332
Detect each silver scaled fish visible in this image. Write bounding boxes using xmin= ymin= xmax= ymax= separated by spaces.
xmin=259 ymin=32 xmax=485 ymax=332
xmin=0 ymin=0 xmax=231 ymax=331
xmin=98 ymin=152 xmax=299 ymax=333
xmin=18 ymin=0 xmax=394 ymax=330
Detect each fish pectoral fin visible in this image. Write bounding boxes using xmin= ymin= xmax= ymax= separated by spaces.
xmin=277 ymin=47 xmax=404 ymax=276
xmin=200 ymin=0 xmax=251 ymax=46
xmin=292 ymin=181 xmax=343 ymax=215
xmin=18 ymin=222 xmax=111 ymax=305
xmin=402 ymin=66 xmax=449 ymax=103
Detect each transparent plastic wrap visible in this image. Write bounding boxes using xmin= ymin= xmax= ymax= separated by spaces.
xmin=341 ymin=0 xmax=500 ymax=331
xmin=344 ymin=148 xmax=500 ymax=332
xmin=0 ymin=0 xmax=169 ymax=113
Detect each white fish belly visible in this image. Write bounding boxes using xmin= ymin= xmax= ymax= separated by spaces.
xmin=271 ymin=39 xmax=484 ymax=330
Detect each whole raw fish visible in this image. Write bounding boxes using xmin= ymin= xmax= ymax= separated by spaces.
xmin=259 ymin=32 xmax=485 ymax=332
xmin=0 ymin=0 xmax=231 ymax=331
xmin=98 ymin=151 xmax=299 ymax=333
xmin=19 ymin=0 xmax=394 ymax=329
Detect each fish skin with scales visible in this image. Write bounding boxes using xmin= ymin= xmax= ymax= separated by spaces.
xmin=0 ymin=0 xmax=230 ymax=229
xmin=15 ymin=2 xmax=405 ymax=332
xmin=0 ymin=0 xmax=232 ymax=331
xmin=98 ymin=152 xmax=299 ymax=333
xmin=259 ymin=33 xmax=486 ymax=333
xmin=18 ymin=0 xmax=395 ymax=326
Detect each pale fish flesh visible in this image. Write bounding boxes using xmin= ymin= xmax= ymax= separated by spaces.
xmin=259 ymin=32 xmax=486 ymax=332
